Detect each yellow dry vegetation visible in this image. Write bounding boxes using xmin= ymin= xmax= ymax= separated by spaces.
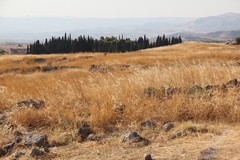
xmin=0 ymin=42 xmax=240 ymax=131
xmin=1 ymin=42 xmax=240 ymax=159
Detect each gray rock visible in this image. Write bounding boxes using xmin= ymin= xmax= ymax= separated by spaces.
xmin=14 ymin=131 xmax=23 ymax=137
xmin=123 ymin=131 xmax=140 ymax=142
xmin=226 ymin=79 xmax=238 ymax=88
xmin=140 ymin=119 xmax=156 ymax=128
xmin=29 ymin=148 xmax=44 ymax=157
xmin=163 ymin=122 xmax=174 ymax=132
xmin=77 ymin=122 xmax=92 ymax=139
xmin=165 ymin=87 xmax=180 ymax=96
xmin=17 ymin=99 xmax=45 ymax=109
xmin=87 ymin=134 xmax=101 ymax=141
xmin=34 ymin=58 xmax=46 ymax=63
xmin=205 ymin=85 xmax=213 ymax=91
xmin=41 ymin=66 xmax=58 ymax=72
xmin=12 ymin=151 xmax=25 ymax=159
xmin=0 ymin=149 xmax=7 ymax=157
xmin=24 ymin=134 xmax=48 ymax=147
xmin=14 ymin=137 xmax=22 ymax=144
xmin=112 ymin=103 xmax=125 ymax=113
xmin=187 ymin=85 xmax=204 ymax=94
xmin=144 ymin=153 xmax=153 ymax=160
xmin=198 ymin=147 xmax=216 ymax=160
xmin=176 ymin=130 xmax=184 ymax=137
xmin=2 ymin=142 xmax=15 ymax=151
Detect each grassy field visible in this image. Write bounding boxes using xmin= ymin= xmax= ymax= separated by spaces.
xmin=1 ymin=42 xmax=240 ymax=159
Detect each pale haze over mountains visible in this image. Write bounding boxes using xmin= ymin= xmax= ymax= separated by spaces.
xmin=0 ymin=12 xmax=240 ymax=43
xmin=1 ymin=0 xmax=240 ymax=42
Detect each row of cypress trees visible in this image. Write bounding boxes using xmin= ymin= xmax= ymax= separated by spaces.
xmin=27 ymin=33 xmax=182 ymax=54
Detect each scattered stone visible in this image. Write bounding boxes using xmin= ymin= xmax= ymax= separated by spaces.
xmin=29 ymin=147 xmax=44 ymax=157
xmin=77 ymin=122 xmax=92 ymax=139
xmin=112 ymin=103 xmax=125 ymax=113
xmin=198 ymin=147 xmax=216 ymax=160
xmin=205 ymin=85 xmax=213 ymax=91
xmin=87 ymin=134 xmax=101 ymax=141
xmin=14 ymin=137 xmax=22 ymax=144
xmin=0 ymin=148 xmax=7 ymax=157
xmin=24 ymin=134 xmax=48 ymax=147
xmin=0 ymin=114 xmax=6 ymax=124
xmin=144 ymin=153 xmax=153 ymax=160
xmin=58 ymin=57 xmax=68 ymax=61
xmin=122 ymin=131 xmax=147 ymax=143
xmin=144 ymin=87 xmax=164 ymax=97
xmin=2 ymin=142 xmax=15 ymax=152
xmin=140 ymin=119 xmax=156 ymax=129
xmin=119 ymin=64 xmax=130 ymax=70
xmin=220 ymin=83 xmax=227 ymax=91
xmin=14 ymin=131 xmax=23 ymax=137
xmin=43 ymin=147 xmax=50 ymax=153
xmin=123 ymin=131 xmax=150 ymax=147
xmin=12 ymin=151 xmax=25 ymax=159
xmin=163 ymin=122 xmax=174 ymax=132
xmin=89 ymin=64 xmax=113 ymax=73
xmin=176 ymin=130 xmax=184 ymax=138
xmin=41 ymin=66 xmax=58 ymax=72
xmin=165 ymin=87 xmax=180 ymax=96
xmin=17 ymin=99 xmax=45 ymax=109
xmin=187 ymin=85 xmax=204 ymax=94
xmin=123 ymin=131 xmax=139 ymax=142
xmin=226 ymin=79 xmax=238 ymax=88
xmin=34 ymin=58 xmax=46 ymax=63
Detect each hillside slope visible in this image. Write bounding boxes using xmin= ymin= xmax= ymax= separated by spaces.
xmin=1 ymin=42 xmax=240 ymax=159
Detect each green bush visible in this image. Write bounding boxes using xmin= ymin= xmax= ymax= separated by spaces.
xmin=236 ymin=37 xmax=240 ymax=45
xmin=0 ymin=50 xmax=6 ymax=55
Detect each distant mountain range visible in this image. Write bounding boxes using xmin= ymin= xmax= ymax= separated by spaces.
xmin=0 ymin=13 xmax=240 ymax=43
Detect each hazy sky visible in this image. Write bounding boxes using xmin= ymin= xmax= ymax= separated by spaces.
xmin=0 ymin=0 xmax=240 ymax=18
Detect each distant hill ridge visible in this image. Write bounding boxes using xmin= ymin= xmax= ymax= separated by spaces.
xmin=0 ymin=12 xmax=240 ymax=42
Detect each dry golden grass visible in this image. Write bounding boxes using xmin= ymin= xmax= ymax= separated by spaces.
xmin=1 ymin=42 xmax=240 ymax=159
xmin=0 ymin=42 xmax=240 ymax=131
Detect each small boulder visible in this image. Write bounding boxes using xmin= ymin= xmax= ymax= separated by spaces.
xmin=14 ymin=137 xmax=22 ymax=144
xmin=34 ymin=58 xmax=46 ymax=63
xmin=140 ymin=119 xmax=156 ymax=129
xmin=123 ymin=131 xmax=140 ymax=142
xmin=123 ymin=132 xmax=150 ymax=147
xmin=24 ymin=134 xmax=48 ymax=147
xmin=12 ymin=151 xmax=25 ymax=159
xmin=41 ymin=66 xmax=58 ymax=72
xmin=226 ymin=79 xmax=238 ymax=88
xmin=205 ymin=85 xmax=213 ymax=91
xmin=14 ymin=131 xmax=23 ymax=137
xmin=112 ymin=103 xmax=125 ymax=113
xmin=176 ymin=130 xmax=184 ymax=138
xmin=0 ymin=149 xmax=7 ymax=157
xmin=29 ymin=148 xmax=44 ymax=157
xmin=2 ymin=142 xmax=15 ymax=152
xmin=77 ymin=122 xmax=92 ymax=139
xmin=17 ymin=99 xmax=45 ymax=109
xmin=187 ymin=85 xmax=204 ymax=94
xmin=87 ymin=134 xmax=101 ymax=141
xmin=89 ymin=64 xmax=99 ymax=72
xmin=144 ymin=153 xmax=153 ymax=160
xmin=144 ymin=87 xmax=164 ymax=97
xmin=165 ymin=87 xmax=180 ymax=96
xmin=198 ymin=147 xmax=216 ymax=160
xmin=163 ymin=122 xmax=174 ymax=132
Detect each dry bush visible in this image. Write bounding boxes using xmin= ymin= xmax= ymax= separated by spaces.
xmin=12 ymin=108 xmax=50 ymax=128
xmin=1 ymin=42 xmax=240 ymax=132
